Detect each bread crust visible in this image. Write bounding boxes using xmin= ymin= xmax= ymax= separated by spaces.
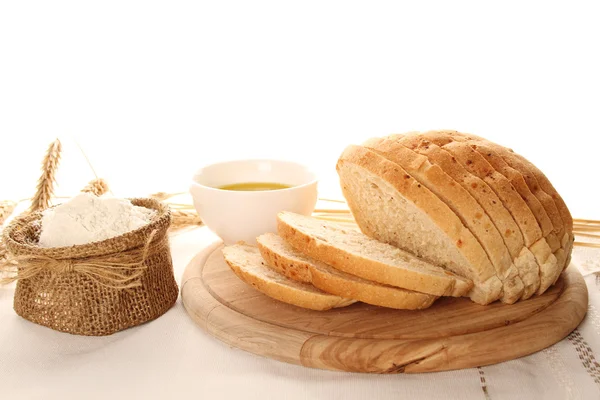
xmin=398 ymin=130 xmax=566 ymax=294
xmin=469 ymin=139 xmax=573 ymax=272
xmin=429 ymin=139 xmax=548 ymax=297
xmin=257 ymin=233 xmax=438 ymax=310
xmin=368 ymin=135 xmax=539 ymax=300
xmin=364 ymin=138 xmax=525 ymax=303
xmin=441 ymin=131 xmax=572 ymax=272
xmin=439 ymin=140 xmax=544 ymax=246
xmin=482 ymin=144 xmax=565 ymax=241
xmin=509 ymin=152 xmax=573 ymax=233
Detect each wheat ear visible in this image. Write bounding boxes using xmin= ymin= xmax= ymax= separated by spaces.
xmin=29 ymin=139 xmax=62 ymax=213
xmin=81 ymin=178 xmax=109 ymax=196
xmin=170 ymin=210 xmax=203 ymax=231
xmin=0 ymin=200 xmax=16 ymax=226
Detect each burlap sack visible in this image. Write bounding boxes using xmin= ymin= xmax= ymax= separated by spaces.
xmin=1 ymin=198 xmax=179 ymax=336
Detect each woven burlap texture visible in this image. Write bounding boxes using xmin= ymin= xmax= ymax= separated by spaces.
xmin=2 ymin=198 xmax=179 ymax=336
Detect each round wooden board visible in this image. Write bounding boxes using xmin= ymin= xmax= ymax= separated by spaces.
xmin=181 ymin=243 xmax=588 ymax=373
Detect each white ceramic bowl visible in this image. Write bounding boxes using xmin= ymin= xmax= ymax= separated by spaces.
xmin=190 ymin=159 xmax=318 ymax=245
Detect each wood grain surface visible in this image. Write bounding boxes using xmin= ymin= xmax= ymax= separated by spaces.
xmin=181 ymin=244 xmax=588 ymax=373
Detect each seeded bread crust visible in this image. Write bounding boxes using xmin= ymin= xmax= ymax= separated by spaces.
xmin=465 ymin=141 xmax=566 ymax=287
xmin=508 ymin=149 xmax=575 ymax=274
xmin=257 ymin=233 xmax=438 ymax=310
xmin=277 ymin=209 xmax=474 ymax=298
xmin=458 ymin=133 xmax=573 ymax=274
xmin=507 ymin=151 xmax=573 ymax=238
xmin=397 ymin=130 xmax=564 ymax=294
xmin=463 ymin=143 xmax=561 ymax=249
xmin=470 ymin=139 xmax=566 ymax=244
xmin=366 ymin=136 xmax=538 ymax=300
xmin=435 ymin=131 xmax=570 ymax=283
xmin=431 ymin=139 xmax=550 ymax=295
xmin=222 ymin=244 xmax=355 ymax=311
xmin=363 ymin=138 xmax=525 ymax=303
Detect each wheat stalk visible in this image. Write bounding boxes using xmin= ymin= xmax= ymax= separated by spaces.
xmin=0 ymin=200 xmax=18 ymax=267
xmin=0 ymin=200 xmax=16 ymax=226
xmin=81 ymin=178 xmax=109 ymax=196
xmin=150 ymin=192 xmax=185 ymax=202
xmin=170 ymin=210 xmax=203 ymax=231
xmin=574 ymin=242 xmax=600 ymax=248
xmin=0 ymin=242 xmax=7 ymax=268
xmin=29 ymin=139 xmax=62 ymax=213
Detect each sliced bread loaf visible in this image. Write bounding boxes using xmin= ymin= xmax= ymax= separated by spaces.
xmin=431 ymin=131 xmax=568 ymax=289
xmin=457 ymin=132 xmax=573 ymax=274
xmin=466 ymin=140 xmax=566 ymax=288
xmin=371 ymin=133 xmax=542 ymax=300
xmin=506 ymin=150 xmax=574 ymax=273
xmin=335 ymin=145 xmax=500 ymax=304
xmin=277 ymin=210 xmax=475 ymax=299
xmin=222 ymin=244 xmax=355 ymax=310
xmin=449 ymin=135 xmax=560 ymax=250
xmin=257 ymin=233 xmax=437 ymax=310
xmin=363 ymin=137 xmax=527 ymax=303
xmin=398 ymin=130 xmax=563 ymax=294
xmin=439 ymin=139 xmax=561 ymax=293
xmin=466 ymin=137 xmax=566 ymax=244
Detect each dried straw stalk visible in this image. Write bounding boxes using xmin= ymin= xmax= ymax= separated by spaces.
xmin=81 ymin=178 xmax=109 ymax=196
xmin=29 ymin=139 xmax=62 ymax=213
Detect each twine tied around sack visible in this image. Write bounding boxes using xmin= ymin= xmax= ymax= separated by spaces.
xmin=0 ymin=229 xmax=163 ymax=289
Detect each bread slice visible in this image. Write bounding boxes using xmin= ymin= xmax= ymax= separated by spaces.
xmin=277 ymin=211 xmax=472 ymax=298
xmin=363 ymin=137 xmax=526 ymax=303
xmin=335 ymin=145 xmax=499 ymax=304
xmin=257 ymin=233 xmax=437 ymax=310
xmin=400 ymin=130 xmax=562 ymax=294
xmin=222 ymin=244 xmax=355 ymax=310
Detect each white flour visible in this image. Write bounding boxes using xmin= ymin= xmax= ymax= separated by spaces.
xmin=38 ymin=193 xmax=156 ymax=248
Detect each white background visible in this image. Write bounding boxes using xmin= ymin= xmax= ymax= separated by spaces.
xmin=1 ymin=1 xmax=599 ymax=215
xmin=2 ymin=3 xmax=600 ymax=399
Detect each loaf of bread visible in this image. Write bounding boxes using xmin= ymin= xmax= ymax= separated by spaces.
xmin=220 ymin=130 xmax=570 ymax=309
xmin=339 ymin=130 xmax=573 ymax=305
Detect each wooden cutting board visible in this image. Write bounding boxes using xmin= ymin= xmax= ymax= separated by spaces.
xmin=181 ymin=242 xmax=588 ymax=373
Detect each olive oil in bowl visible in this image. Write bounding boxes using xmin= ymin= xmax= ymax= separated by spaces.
xmin=218 ymin=182 xmax=292 ymax=191
xmin=190 ymin=158 xmax=318 ymax=244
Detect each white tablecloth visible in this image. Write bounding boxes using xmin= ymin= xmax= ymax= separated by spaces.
xmin=2 ymin=226 xmax=600 ymax=400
